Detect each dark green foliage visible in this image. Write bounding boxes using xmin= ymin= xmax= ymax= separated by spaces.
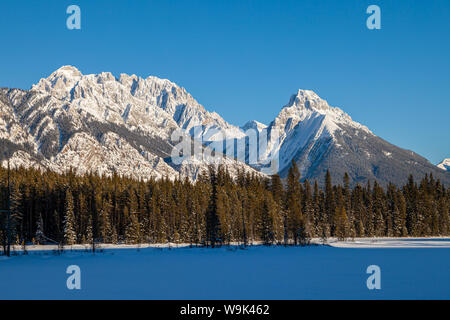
xmin=0 ymin=163 xmax=448 ymax=250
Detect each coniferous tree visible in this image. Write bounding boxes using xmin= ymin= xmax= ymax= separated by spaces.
xmin=351 ymin=184 xmax=366 ymax=237
xmin=260 ymin=192 xmax=275 ymax=245
xmin=63 ymin=189 xmax=76 ymax=245
xmin=335 ymin=206 xmax=350 ymax=241
xmin=206 ymin=167 xmax=221 ymax=247
xmin=311 ymin=181 xmax=321 ymax=237
xmin=303 ymin=180 xmax=314 ymax=237
xmin=438 ymin=193 xmax=449 ymax=235
xmin=85 ymin=214 xmax=93 ymax=245
xmin=364 ymin=181 xmax=374 ymax=237
xmin=0 ymin=162 xmax=448 ymax=248
xmin=98 ymin=198 xmax=113 ymax=243
xmin=324 ymin=170 xmax=335 ymax=235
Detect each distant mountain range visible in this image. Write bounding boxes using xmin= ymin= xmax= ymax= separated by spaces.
xmin=1 ymin=66 xmax=449 ymax=186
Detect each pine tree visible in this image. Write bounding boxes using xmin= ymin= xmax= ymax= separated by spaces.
xmin=393 ymin=190 xmax=408 ymax=236
xmin=286 ymin=161 xmax=308 ymax=245
xmin=364 ymin=181 xmax=374 ymax=237
xmin=125 ymin=212 xmax=141 ymax=244
xmin=351 ymin=184 xmax=366 ymax=237
xmin=438 ymin=194 xmax=449 ymax=235
xmin=63 ymin=189 xmax=77 ymax=245
xmin=206 ymin=167 xmax=221 ymax=247
xmin=260 ymin=193 xmax=275 ymax=245
xmin=98 ymin=198 xmax=113 ymax=243
xmin=85 ymin=214 xmax=93 ymax=245
xmin=303 ymin=180 xmax=314 ymax=237
xmin=404 ymin=174 xmax=418 ymax=235
xmin=335 ymin=206 xmax=350 ymax=241
xmin=35 ymin=213 xmax=45 ymax=244
xmin=311 ymin=181 xmax=321 ymax=237
xmin=324 ymin=170 xmax=334 ymax=235
xmin=6 ymin=182 xmax=23 ymax=255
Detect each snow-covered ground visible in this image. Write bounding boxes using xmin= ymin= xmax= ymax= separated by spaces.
xmin=328 ymin=237 xmax=450 ymax=248
xmin=1 ymin=238 xmax=449 ymax=300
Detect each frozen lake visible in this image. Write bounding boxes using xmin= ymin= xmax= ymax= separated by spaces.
xmin=1 ymin=239 xmax=449 ymax=299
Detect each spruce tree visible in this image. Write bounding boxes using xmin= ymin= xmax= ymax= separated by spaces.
xmin=63 ymin=189 xmax=77 ymax=245
xmin=324 ymin=170 xmax=335 ymax=234
xmin=125 ymin=212 xmax=141 ymax=244
xmin=286 ymin=161 xmax=308 ymax=245
xmin=260 ymin=193 xmax=275 ymax=245
xmin=206 ymin=167 xmax=221 ymax=247
xmin=85 ymin=214 xmax=93 ymax=245
xmin=99 ymin=198 xmax=113 ymax=243
xmin=335 ymin=206 xmax=350 ymax=241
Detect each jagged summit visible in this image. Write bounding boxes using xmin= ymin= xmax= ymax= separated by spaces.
xmin=32 ymin=66 xmax=243 ymax=135
xmin=270 ymin=89 xmax=372 ymax=144
xmin=259 ymin=89 xmax=448 ymax=186
xmin=54 ymin=65 xmax=82 ymax=75
xmin=280 ymin=89 xmax=370 ymax=132
xmin=0 ymin=66 xmax=260 ymax=181
xmin=32 ymin=65 xmax=83 ymax=99
xmin=241 ymin=120 xmax=267 ymax=132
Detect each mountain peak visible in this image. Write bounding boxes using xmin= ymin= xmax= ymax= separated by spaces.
xmin=241 ymin=120 xmax=267 ymax=132
xmin=295 ymin=89 xmax=320 ymax=99
xmin=287 ymin=89 xmax=331 ymax=112
xmin=52 ymin=65 xmax=82 ymax=77
xmin=437 ymin=158 xmax=450 ymax=171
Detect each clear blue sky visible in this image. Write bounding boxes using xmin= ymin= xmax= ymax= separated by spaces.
xmin=1 ymin=0 xmax=449 ymax=164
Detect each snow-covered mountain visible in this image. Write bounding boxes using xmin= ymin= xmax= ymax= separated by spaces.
xmin=241 ymin=120 xmax=267 ymax=132
xmin=438 ymin=159 xmax=450 ymax=172
xmin=262 ymin=89 xmax=373 ymax=173
xmin=0 ymin=66 xmax=259 ymax=180
xmin=267 ymin=90 xmax=450 ymax=186
xmin=1 ymin=66 xmax=449 ymax=186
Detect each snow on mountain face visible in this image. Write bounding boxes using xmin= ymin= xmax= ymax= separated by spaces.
xmin=32 ymin=66 xmax=179 ymax=138
xmin=33 ymin=66 xmax=245 ymax=143
xmin=438 ymin=159 xmax=450 ymax=171
xmin=53 ymin=131 xmax=178 ymax=180
xmin=0 ymin=92 xmax=36 ymax=150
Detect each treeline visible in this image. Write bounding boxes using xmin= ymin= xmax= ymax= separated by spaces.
xmin=0 ymin=161 xmax=449 ymax=252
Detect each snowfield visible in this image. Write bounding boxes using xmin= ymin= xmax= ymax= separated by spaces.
xmin=1 ymin=238 xmax=449 ymax=300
